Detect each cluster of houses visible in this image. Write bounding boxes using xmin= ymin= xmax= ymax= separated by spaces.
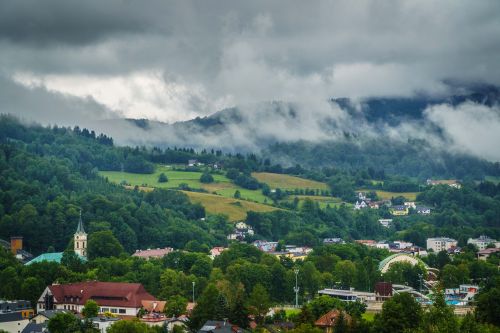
xmin=353 ymin=193 xmax=431 ymax=217
xmin=252 ymin=240 xmax=313 ymax=261
xmin=227 ymin=222 xmax=255 ymax=241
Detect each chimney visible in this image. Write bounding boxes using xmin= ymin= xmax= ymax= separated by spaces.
xmin=10 ymin=236 xmax=23 ymax=255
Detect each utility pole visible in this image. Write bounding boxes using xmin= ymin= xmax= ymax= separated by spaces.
xmin=192 ymin=281 xmax=196 ymax=303
xmin=294 ymin=268 xmax=300 ymax=308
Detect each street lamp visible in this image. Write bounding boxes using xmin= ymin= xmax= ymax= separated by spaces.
xmin=192 ymin=281 xmax=196 ymax=303
xmin=294 ymin=268 xmax=300 ymax=308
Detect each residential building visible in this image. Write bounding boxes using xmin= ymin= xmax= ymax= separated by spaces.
xmin=378 ymin=219 xmax=392 ymax=228
xmin=426 ymin=237 xmax=458 ymax=252
xmin=416 ymin=206 xmax=431 ymax=215
xmin=198 ymin=320 xmax=247 ymax=333
xmin=0 ymin=237 xmax=33 ymax=264
xmin=315 ymin=310 xmax=351 ymax=333
xmin=29 ymin=310 xmax=68 ymax=325
xmin=353 ymin=201 xmax=368 ymax=210
xmin=37 ymin=281 xmax=157 ymax=318
xmin=404 ymin=202 xmax=416 ymax=209
xmin=132 ymin=247 xmax=174 ymax=260
xmin=426 ymin=179 xmax=462 ymax=189
xmin=323 ymin=238 xmax=345 ymax=245
xmin=390 ymin=205 xmax=409 ymax=216
xmin=252 ymin=240 xmax=278 ymax=252
xmin=209 ymin=247 xmax=227 ymax=259
xmin=0 ymin=300 xmax=33 ymax=333
xmin=355 ymin=240 xmax=376 ymax=247
xmin=477 ymin=248 xmax=500 ymax=260
xmin=467 ymin=235 xmax=499 ymax=250
xmin=165 ymin=317 xmax=188 ymax=332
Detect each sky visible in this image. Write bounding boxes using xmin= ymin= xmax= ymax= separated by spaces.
xmin=1 ymin=0 xmax=500 ymax=159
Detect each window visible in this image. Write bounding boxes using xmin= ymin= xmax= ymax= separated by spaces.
xmin=111 ymin=308 xmax=118 ymax=313
xmin=119 ymin=309 xmax=126 ymax=314
xmin=101 ymin=308 xmax=109 ymax=313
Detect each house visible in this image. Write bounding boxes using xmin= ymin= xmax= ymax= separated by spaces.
xmin=188 ymin=159 xmax=198 ymax=167
xmin=209 ymin=247 xmax=227 ymax=259
xmin=416 ymin=206 xmax=431 ymax=215
xmin=29 ymin=309 xmax=69 ymax=325
xmin=357 ymin=192 xmax=367 ymax=201
xmin=140 ymin=300 xmax=167 ymax=326
xmin=132 ymin=247 xmax=174 ymax=260
xmin=198 ymin=320 xmax=247 ymax=333
xmin=323 ymin=238 xmax=345 ymax=245
xmin=0 ymin=300 xmax=33 ymax=333
xmin=228 ymin=223 xmax=255 ymax=241
xmin=426 ymin=179 xmax=462 ymax=189
xmin=36 ymin=281 xmax=157 ymax=318
xmin=390 ymin=205 xmax=408 ymax=216
xmin=467 ymin=235 xmax=499 ymax=250
xmin=378 ymin=219 xmax=392 ymax=228
xmin=477 ymin=247 xmax=500 ymax=260
xmin=0 ymin=237 xmax=33 ymax=263
xmin=355 ymin=240 xmax=376 ymax=247
xmin=90 ymin=316 xmax=121 ymax=333
xmin=404 ymin=202 xmax=416 ymax=209
xmin=314 ymin=309 xmax=352 ymax=333
xmin=426 ymin=237 xmax=458 ymax=252
xmin=447 ymin=246 xmax=462 ymax=255
xmin=252 ymin=240 xmax=278 ymax=252
xmin=353 ymin=201 xmax=368 ymax=210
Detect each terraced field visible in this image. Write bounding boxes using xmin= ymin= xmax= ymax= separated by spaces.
xmin=252 ymin=172 xmax=329 ymax=190
xmin=182 ymin=191 xmax=278 ymax=221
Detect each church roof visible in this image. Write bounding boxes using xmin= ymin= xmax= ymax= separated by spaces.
xmin=25 ymin=252 xmax=86 ymax=265
xmin=75 ymin=210 xmax=86 ymax=234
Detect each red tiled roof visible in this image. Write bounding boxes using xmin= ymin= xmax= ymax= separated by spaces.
xmin=48 ymin=281 xmax=157 ymax=308
xmin=315 ymin=310 xmax=351 ymax=327
xmin=132 ymin=248 xmax=174 ymax=259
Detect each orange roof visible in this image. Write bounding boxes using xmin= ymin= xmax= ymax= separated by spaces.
xmin=141 ymin=300 xmax=166 ymax=312
xmin=315 ymin=310 xmax=351 ymax=328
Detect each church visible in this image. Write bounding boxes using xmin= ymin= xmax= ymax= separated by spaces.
xmin=25 ymin=211 xmax=87 ymax=265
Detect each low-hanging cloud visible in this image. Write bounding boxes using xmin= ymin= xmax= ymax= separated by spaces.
xmin=1 ymin=1 xmax=500 ymax=161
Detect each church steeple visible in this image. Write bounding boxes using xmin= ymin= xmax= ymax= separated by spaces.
xmin=75 ymin=209 xmax=85 ymax=234
xmin=74 ymin=209 xmax=87 ymax=258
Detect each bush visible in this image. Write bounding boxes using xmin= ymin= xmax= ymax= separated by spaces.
xmin=200 ymin=172 xmax=214 ymax=183
xmin=158 ymin=173 xmax=168 ymax=183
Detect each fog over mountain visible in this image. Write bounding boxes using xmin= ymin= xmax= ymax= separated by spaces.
xmin=1 ymin=1 xmax=500 ymax=161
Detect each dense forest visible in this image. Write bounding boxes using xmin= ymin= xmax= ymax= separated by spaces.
xmin=1 ymin=115 xmax=500 ymax=332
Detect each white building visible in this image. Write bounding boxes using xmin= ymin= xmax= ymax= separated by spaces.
xmin=378 ymin=219 xmax=392 ymax=228
xmin=91 ymin=317 xmax=121 ymax=333
xmin=74 ymin=210 xmax=87 ymax=258
xmin=467 ymin=235 xmax=499 ymax=250
xmin=426 ymin=237 xmax=458 ymax=252
xmin=354 ymin=201 xmax=368 ymax=210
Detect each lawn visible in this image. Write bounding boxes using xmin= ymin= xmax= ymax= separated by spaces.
xmin=252 ymin=172 xmax=329 ymax=190
xmin=182 ymin=191 xmax=278 ymax=221
xmin=362 ymin=312 xmax=376 ymax=322
xmin=358 ymin=189 xmax=420 ymax=201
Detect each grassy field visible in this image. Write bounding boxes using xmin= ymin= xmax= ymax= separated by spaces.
xmin=182 ymin=191 xmax=278 ymax=221
xmin=252 ymin=172 xmax=329 ymax=190
xmin=286 ymin=195 xmax=345 ymax=209
xmin=358 ymin=189 xmax=420 ymax=201
xmin=485 ymin=176 xmax=500 ymax=185
xmin=100 ymin=165 xmax=230 ymax=189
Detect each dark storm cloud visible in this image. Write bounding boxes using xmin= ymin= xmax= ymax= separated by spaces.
xmin=1 ymin=0 xmax=500 ymax=160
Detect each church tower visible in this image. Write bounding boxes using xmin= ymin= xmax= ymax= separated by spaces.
xmin=74 ymin=210 xmax=87 ymax=258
